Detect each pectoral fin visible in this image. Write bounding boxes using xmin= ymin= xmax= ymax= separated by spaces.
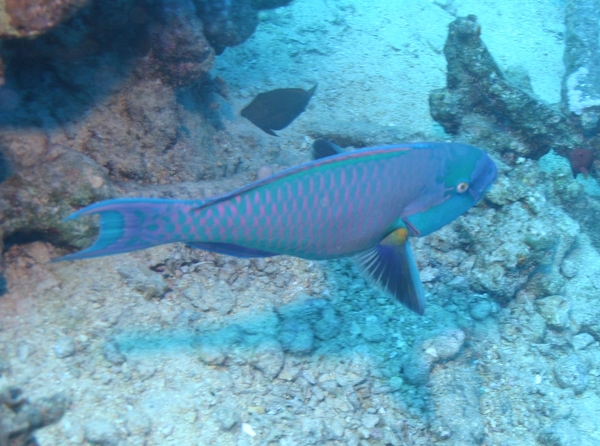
xmin=354 ymin=228 xmax=426 ymax=315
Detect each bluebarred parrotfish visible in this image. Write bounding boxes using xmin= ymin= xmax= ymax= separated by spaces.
xmin=55 ymin=140 xmax=497 ymax=314
xmin=241 ymin=85 xmax=317 ymax=136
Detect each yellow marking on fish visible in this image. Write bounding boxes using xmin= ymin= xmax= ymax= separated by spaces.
xmin=381 ymin=227 xmax=408 ymax=246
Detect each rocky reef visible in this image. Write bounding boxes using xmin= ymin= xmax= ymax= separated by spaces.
xmin=0 ymin=0 xmax=294 ymax=292
xmin=430 ymin=13 xmax=600 ymax=254
xmin=563 ymin=0 xmax=600 ymax=132
xmin=419 ymin=13 xmax=600 ymax=443
xmin=0 ymin=0 xmax=292 ymax=84
xmin=197 ymin=0 xmax=293 ymax=54
xmin=429 ymin=15 xmax=581 ymax=160
xmin=0 ymin=0 xmax=88 ymax=39
xmin=2 ymin=1 xmax=600 ymax=445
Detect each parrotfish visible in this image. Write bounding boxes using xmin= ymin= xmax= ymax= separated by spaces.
xmin=241 ymin=85 xmax=317 ymax=136
xmin=56 ymin=140 xmax=497 ymax=315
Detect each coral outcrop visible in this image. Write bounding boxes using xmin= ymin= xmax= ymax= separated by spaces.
xmin=430 ymin=14 xmax=600 ymax=254
xmin=429 ymin=15 xmax=582 ymax=160
xmin=0 ymin=0 xmax=90 ymax=85
xmin=197 ymin=0 xmax=293 ymax=54
xmin=0 ymin=0 xmax=88 ymax=38
xmin=0 ymin=0 xmax=294 ymax=84
xmin=563 ymin=0 xmax=600 ymax=133
xmin=0 ymin=0 xmax=296 ymax=289
xmin=0 ymin=385 xmax=68 ymax=446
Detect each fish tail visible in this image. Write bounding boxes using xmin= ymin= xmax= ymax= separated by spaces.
xmin=54 ymin=198 xmax=201 ymax=261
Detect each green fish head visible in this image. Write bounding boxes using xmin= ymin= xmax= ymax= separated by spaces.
xmin=404 ymin=143 xmax=497 ymax=237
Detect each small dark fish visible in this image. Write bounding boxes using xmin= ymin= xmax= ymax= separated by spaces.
xmin=568 ymin=148 xmax=594 ymax=178
xmin=241 ymin=84 xmax=317 ymax=136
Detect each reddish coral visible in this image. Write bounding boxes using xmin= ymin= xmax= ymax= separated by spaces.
xmin=568 ymin=148 xmax=594 ymax=178
xmin=146 ymin=6 xmax=214 ymax=87
xmin=3 ymin=0 xmax=89 ymax=38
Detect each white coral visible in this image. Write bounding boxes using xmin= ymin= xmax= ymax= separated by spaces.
xmin=566 ymin=67 xmax=600 ymax=115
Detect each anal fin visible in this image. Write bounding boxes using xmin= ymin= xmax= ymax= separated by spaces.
xmin=187 ymin=242 xmax=277 ymax=258
xmin=354 ymin=228 xmax=425 ymax=315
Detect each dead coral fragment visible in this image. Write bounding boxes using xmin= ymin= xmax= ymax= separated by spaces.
xmin=0 ymin=385 xmax=68 ymax=446
xmin=430 ymin=15 xmax=578 ymax=159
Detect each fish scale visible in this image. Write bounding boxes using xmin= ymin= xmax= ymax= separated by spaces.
xmin=185 ymin=149 xmax=425 ymax=259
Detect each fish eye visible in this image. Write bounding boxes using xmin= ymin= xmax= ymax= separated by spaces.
xmin=456 ymin=182 xmax=469 ymax=193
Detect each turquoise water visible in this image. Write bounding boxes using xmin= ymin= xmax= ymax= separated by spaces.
xmin=1 ymin=0 xmax=599 ymax=445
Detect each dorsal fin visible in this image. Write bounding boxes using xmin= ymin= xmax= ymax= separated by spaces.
xmin=312 ymin=139 xmax=344 ymax=160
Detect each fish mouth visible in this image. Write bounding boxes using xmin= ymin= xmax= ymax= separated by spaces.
xmin=469 ymin=155 xmax=498 ymax=202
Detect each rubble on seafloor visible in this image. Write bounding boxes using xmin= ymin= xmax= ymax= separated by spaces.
xmin=1 ymin=1 xmax=600 ymax=445
xmin=1 ymin=154 xmax=600 ymax=444
xmin=0 ymin=385 xmax=68 ymax=446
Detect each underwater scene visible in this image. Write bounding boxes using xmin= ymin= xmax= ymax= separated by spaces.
xmin=1 ymin=0 xmax=600 ymax=444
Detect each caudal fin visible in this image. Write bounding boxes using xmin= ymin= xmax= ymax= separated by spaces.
xmin=54 ymin=198 xmax=199 ymax=261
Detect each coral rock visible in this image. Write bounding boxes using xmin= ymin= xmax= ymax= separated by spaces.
xmin=1 ymin=0 xmax=89 ymax=38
